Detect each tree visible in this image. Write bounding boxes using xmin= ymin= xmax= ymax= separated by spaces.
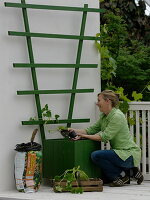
xmin=100 ymin=0 xmax=150 ymax=45
xmin=98 ymin=0 xmax=150 ymax=100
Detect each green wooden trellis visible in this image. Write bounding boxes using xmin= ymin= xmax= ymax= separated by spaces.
xmin=5 ymin=0 xmax=103 ymax=144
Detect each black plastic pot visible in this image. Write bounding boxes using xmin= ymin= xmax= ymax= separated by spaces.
xmin=60 ymin=130 xmax=77 ymax=139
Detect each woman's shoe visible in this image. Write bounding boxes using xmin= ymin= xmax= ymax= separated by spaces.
xmin=132 ymin=167 xmax=144 ymax=185
xmin=109 ymin=176 xmax=130 ymax=187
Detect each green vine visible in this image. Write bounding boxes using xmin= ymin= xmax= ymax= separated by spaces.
xmin=29 ymin=104 xmax=60 ymax=133
xmin=53 ymin=166 xmax=89 ymax=194
xmin=95 ymin=31 xmax=117 ymax=83
xmin=114 ymin=87 xmax=142 ymax=125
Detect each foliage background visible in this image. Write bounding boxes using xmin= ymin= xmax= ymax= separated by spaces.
xmin=98 ymin=0 xmax=150 ymax=101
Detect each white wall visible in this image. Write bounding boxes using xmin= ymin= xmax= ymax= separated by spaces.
xmin=0 ymin=0 xmax=100 ymax=191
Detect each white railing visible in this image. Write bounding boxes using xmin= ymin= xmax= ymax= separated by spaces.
xmin=98 ymin=102 xmax=150 ymax=180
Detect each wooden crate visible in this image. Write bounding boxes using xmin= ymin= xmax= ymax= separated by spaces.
xmin=53 ymin=178 xmax=103 ymax=192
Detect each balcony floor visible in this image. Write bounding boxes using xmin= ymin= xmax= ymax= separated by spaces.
xmin=0 ymin=181 xmax=150 ymax=200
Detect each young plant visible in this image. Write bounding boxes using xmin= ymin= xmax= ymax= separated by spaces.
xmin=29 ymin=104 xmax=60 ymax=133
xmin=41 ymin=104 xmax=60 ymax=124
xmin=53 ymin=166 xmax=89 ymax=194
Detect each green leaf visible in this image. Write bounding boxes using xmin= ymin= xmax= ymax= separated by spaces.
xmin=119 ymin=101 xmax=129 ymax=114
xmin=65 ymin=182 xmax=72 ymax=191
xmin=41 ymin=107 xmax=46 ymax=113
xmin=42 ymin=113 xmax=47 ymax=117
xmin=54 ymin=185 xmax=63 ymax=192
xmin=103 ymin=24 xmax=107 ymax=33
xmin=132 ymin=91 xmax=143 ymax=101
xmin=46 ymin=110 xmax=52 ymax=118
xmin=100 ymin=46 xmax=110 ymax=59
xmin=147 ymin=85 xmax=150 ymax=91
xmin=95 ymin=41 xmax=101 ymax=53
xmin=128 ymin=117 xmax=135 ymax=126
xmin=58 ymin=126 xmax=67 ymax=131
xmin=116 ymin=87 xmax=131 ymax=102
xmin=96 ymin=33 xmax=100 ymax=37
xmin=78 ymin=171 xmax=89 ymax=181
xmin=29 ymin=117 xmax=36 ymax=121
xmin=71 ymin=187 xmax=83 ymax=194
xmin=55 ymin=114 xmax=60 ymax=120
xmin=45 ymin=104 xmax=48 ymax=110
xmin=54 ymin=176 xmax=61 ymax=181
xmin=53 ymin=166 xmax=88 ymax=194
xmin=64 ymin=173 xmax=75 ymax=182
xmin=41 ymin=104 xmax=48 ymax=113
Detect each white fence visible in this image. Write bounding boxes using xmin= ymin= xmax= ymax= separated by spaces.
xmin=100 ymin=102 xmax=150 ymax=180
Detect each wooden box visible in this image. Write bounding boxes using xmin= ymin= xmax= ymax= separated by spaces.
xmin=53 ymin=178 xmax=103 ymax=192
xmin=43 ymin=139 xmax=101 ymax=178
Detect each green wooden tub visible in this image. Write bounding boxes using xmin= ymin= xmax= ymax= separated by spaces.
xmin=43 ymin=139 xmax=101 ymax=178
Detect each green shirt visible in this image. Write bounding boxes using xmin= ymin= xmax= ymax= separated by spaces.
xmin=86 ymin=108 xmax=141 ymax=167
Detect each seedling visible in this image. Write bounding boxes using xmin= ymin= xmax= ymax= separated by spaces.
xmin=29 ymin=104 xmax=60 ymax=133
xmin=53 ymin=166 xmax=89 ymax=193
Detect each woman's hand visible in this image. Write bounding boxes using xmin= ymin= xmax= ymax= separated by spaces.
xmin=68 ymin=128 xmax=101 ymax=141
xmin=68 ymin=128 xmax=87 ymax=140
xmin=72 ymin=135 xmax=82 ymax=140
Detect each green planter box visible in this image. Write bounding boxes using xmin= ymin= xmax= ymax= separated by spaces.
xmin=43 ymin=139 xmax=101 ymax=178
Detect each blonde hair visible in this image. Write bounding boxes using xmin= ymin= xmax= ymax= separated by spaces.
xmin=98 ymin=90 xmax=119 ymax=107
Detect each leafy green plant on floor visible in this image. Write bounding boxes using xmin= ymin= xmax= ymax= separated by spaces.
xmin=53 ymin=166 xmax=89 ymax=194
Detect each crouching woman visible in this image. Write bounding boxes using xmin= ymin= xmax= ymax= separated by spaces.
xmin=69 ymin=90 xmax=143 ymax=186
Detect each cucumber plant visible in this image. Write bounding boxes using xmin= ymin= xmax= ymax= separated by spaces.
xmin=53 ymin=166 xmax=89 ymax=194
xmin=29 ymin=104 xmax=60 ymax=133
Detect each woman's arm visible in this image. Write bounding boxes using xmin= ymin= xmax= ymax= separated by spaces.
xmin=77 ymin=133 xmax=101 ymax=141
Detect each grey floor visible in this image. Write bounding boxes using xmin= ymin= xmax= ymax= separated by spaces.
xmin=0 ymin=181 xmax=150 ymax=200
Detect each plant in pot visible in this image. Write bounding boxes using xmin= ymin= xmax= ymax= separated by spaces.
xmin=58 ymin=126 xmax=77 ymax=139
